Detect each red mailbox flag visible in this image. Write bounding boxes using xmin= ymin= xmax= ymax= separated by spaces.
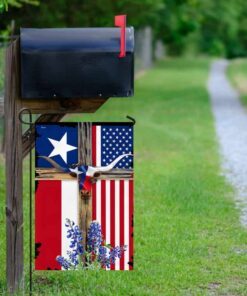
xmin=115 ymin=15 xmax=126 ymax=58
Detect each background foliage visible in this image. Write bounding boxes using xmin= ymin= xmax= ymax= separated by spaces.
xmin=1 ymin=0 xmax=247 ymax=57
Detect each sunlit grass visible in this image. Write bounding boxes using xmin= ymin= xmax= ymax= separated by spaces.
xmin=228 ymin=58 xmax=247 ymax=106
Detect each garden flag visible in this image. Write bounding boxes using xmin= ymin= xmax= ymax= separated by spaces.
xmin=35 ymin=122 xmax=134 ymax=270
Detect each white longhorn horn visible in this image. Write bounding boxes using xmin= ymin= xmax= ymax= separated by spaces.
xmin=87 ymin=153 xmax=133 ymax=176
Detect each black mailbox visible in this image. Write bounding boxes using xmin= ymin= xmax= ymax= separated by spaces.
xmin=20 ymin=28 xmax=134 ymax=99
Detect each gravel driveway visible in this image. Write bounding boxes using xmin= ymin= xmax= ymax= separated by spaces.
xmin=208 ymin=60 xmax=247 ymax=227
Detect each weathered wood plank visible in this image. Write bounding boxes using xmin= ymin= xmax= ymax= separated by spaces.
xmin=21 ymin=97 xmax=108 ymax=114
xmin=78 ymin=122 xmax=92 ymax=255
xmin=98 ymin=169 xmax=133 ymax=179
xmin=35 ymin=167 xmax=133 ymax=180
xmin=35 ymin=174 xmax=75 ymax=180
xmin=5 ymin=39 xmax=23 ymax=293
xmin=36 ymin=168 xmax=64 ymax=173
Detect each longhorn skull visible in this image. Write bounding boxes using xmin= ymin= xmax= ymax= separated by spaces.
xmin=38 ymin=153 xmax=133 ymax=195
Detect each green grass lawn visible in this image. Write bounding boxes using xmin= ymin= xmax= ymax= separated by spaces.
xmin=1 ymin=58 xmax=247 ymax=295
xmin=228 ymin=58 xmax=247 ymax=105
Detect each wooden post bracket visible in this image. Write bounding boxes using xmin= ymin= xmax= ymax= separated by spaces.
xmin=4 ymin=38 xmax=109 ymax=293
xmin=5 ymin=38 xmax=23 ymax=294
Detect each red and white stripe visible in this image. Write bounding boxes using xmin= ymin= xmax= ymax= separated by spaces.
xmin=92 ymin=125 xmax=134 ymax=270
xmin=35 ymin=180 xmax=79 ymax=270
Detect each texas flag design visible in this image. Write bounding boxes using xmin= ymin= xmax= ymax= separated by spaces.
xmin=35 ymin=123 xmax=78 ymax=168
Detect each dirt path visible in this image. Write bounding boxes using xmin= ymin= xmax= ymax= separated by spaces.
xmin=208 ymin=60 xmax=247 ymax=227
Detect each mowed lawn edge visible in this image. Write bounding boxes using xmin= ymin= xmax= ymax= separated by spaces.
xmin=0 ymin=58 xmax=246 ymax=295
xmin=228 ymin=58 xmax=247 ymax=106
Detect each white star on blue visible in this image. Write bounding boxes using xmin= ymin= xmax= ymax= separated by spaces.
xmin=101 ymin=125 xmax=133 ymax=169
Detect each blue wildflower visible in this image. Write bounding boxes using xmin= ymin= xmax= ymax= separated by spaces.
xmin=87 ymin=221 xmax=102 ymax=252
xmin=98 ymin=246 xmax=109 ymax=267
xmin=56 ymin=256 xmax=71 ymax=270
xmin=109 ymin=246 xmax=126 ymax=265
xmin=65 ymin=219 xmax=84 ymax=256
xmin=67 ymin=250 xmax=79 ymax=266
xmin=56 ymin=218 xmax=84 ymax=269
xmin=57 ymin=219 xmax=127 ymax=270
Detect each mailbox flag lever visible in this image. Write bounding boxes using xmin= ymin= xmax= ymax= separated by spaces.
xmin=115 ymin=14 xmax=126 ymax=58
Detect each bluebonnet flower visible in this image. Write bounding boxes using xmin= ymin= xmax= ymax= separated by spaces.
xmin=65 ymin=219 xmax=84 ymax=255
xmin=109 ymin=246 xmax=126 ymax=265
xmin=87 ymin=221 xmax=102 ymax=252
xmin=56 ymin=256 xmax=71 ymax=270
xmin=57 ymin=219 xmax=127 ymax=270
xmin=67 ymin=250 xmax=79 ymax=266
xmin=96 ymin=245 xmax=127 ymax=268
xmin=98 ymin=246 xmax=109 ymax=267
xmin=56 ymin=218 xmax=84 ymax=269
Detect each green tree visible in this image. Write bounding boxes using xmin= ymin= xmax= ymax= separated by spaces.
xmin=154 ymin=0 xmax=200 ymax=55
xmin=0 ymin=0 xmax=38 ymax=12
xmin=1 ymin=0 xmax=247 ymax=58
xmin=0 ymin=0 xmax=163 ymax=29
xmin=198 ymin=0 xmax=244 ymax=58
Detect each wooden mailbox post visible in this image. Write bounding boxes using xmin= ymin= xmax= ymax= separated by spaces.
xmin=5 ymin=18 xmax=134 ymax=293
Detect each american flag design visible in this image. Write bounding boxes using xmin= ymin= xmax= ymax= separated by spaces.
xmin=35 ymin=123 xmax=134 ymax=271
xmin=92 ymin=124 xmax=134 ymax=270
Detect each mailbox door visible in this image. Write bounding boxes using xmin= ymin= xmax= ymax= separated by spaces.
xmin=21 ymin=28 xmax=134 ymax=99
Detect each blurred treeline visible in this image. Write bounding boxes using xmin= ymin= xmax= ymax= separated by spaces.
xmin=1 ymin=0 xmax=247 ymax=58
